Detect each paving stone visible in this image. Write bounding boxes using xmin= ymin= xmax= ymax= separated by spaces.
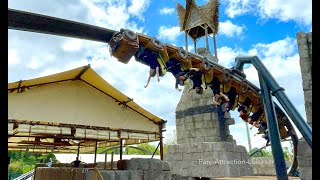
xmin=162 ymin=161 xmax=171 ymax=171
xmin=128 ymin=170 xmax=143 ymax=180
xmin=114 ymin=170 xmax=130 ymax=180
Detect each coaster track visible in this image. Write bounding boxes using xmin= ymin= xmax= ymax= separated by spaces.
xmin=8 ymin=8 xmax=311 ymax=177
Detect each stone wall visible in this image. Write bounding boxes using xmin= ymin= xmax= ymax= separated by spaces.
xmin=296 ymin=32 xmax=312 ymax=127
xmin=35 ymin=159 xmax=171 ymax=180
xmin=85 ymin=158 xmax=171 ymax=180
xmin=296 ymin=32 xmax=312 ymax=180
xmin=175 ymin=82 xmax=235 ymax=144
xmin=165 ymin=142 xmax=253 ymax=177
xmin=249 ymin=157 xmax=291 ymax=176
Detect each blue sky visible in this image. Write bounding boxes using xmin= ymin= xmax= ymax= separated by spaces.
xmin=8 ymin=0 xmax=312 ymax=150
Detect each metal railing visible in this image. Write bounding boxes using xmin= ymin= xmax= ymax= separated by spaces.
xmin=13 ymin=169 xmax=34 ymax=180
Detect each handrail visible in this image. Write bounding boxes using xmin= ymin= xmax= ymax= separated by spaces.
xmin=13 ymin=169 xmax=34 ymax=180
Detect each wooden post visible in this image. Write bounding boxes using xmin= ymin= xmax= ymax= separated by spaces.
xmin=213 ymin=34 xmax=218 ymax=60
xmin=77 ymin=143 xmax=80 ymax=158
xmin=94 ymin=141 xmax=98 ymax=164
xmin=185 ymin=31 xmax=188 ymax=51
xmin=119 ymin=139 xmax=123 ymax=160
xmin=193 ymin=39 xmax=197 ymax=54
xmin=110 ymin=152 xmax=114 ymax=170
xmin=93 ymin=169 xmax=97 ymax=180
xmin=205 ymin=23 xmax=209 ymax=51
xmin=159 ymin=124 xmax=164 ymax=160
xmin=104 ymin=153 xmax=107 ymax=170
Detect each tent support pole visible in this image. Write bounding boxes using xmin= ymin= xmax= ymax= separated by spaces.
xmin=104 ymin=152 xmax=107 ymax=170
xmin=94 ymin=141 xmax=98 ymax=164
xmin=77 ymin=143 xmax=80 ymax=158
xmin=120 ymin=139 xmax=123 ymax=160
xmin=159 ymin=124 xmax=164 ymax=160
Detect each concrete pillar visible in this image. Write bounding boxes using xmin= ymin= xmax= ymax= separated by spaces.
xmin=296 ymin=32 xmax=312 ymax=180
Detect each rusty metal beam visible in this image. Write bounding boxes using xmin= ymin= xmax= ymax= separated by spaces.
xmin=8 ymin=8 xmax=116 ymax=43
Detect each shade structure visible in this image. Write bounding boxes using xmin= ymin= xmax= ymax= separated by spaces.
xmin=8 ymin=65 xmax=165 ymax=153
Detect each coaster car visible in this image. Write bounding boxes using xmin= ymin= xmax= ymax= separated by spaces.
xmin=109 ymin=29 xmax=139 ymax=64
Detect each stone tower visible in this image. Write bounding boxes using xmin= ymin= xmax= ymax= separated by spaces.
xmin=164 ymin=82 xmax=253 ymax=177
xmin=164 ymin=0 xmax=254 ymax=178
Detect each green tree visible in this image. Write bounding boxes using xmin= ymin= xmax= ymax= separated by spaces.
xmin=8 ymin=160 xmax=23 ymax=179
xmin=127 ymin=143 xmax=159 ymax=155
xmin=249 ymin=146 xmax=293 ymax=161
xmin=24 ymin=156 xmax=37 ymax=173
xmin=282 ymin=147 xmax=293 ymax=161
xmin=249 ymin=147 xmax=272 ymax=157
xmin=163 ymin=129 xmax=177 ymax=155
xmin=8 ymin=151 xmax=58 ymax=178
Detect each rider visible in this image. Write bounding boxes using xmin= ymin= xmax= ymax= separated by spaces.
xmin=166 ymin=58 xmax=189 ymax=92
xmin=248 ymin=107 xmax=264 ymax=125
xmin=187 ymin=67 xmax=204 ymax=94
xmin=143 ymin=48 xmax=160 ymax=88
xmin=237 ymin=97 xmax=252 ymax=122
xmin=224 ymin=87 xmax=238 ymax=113
xmin=209 ymin=77 xmax=225 ymax=106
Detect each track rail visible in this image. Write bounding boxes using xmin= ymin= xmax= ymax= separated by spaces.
xmin=8 ymin=8 xmax=116 ymax=43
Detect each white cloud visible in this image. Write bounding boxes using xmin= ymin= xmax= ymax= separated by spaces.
xmin=257 ymin=0 xmax=312 ymax=26
xmin=157 ymin=26 xmax=182 ymax=42
xmin=160 ymin=7 xmax=174 ymax=15
xmin=8 ymin=49 xmax=20 ymax=65
xmin=128 ymin=0 xmax=150 ymax=21
xmin=222 ymin=0 xmax=312 ymax=26
xmin=244 ymin=37 xmax=299 ymax=81
xmin=187 ymin=45 xmax=194 ymax=53
xmin=217 ymin=46 xmax=245 ymax=67
xmin=219 ymin=20 xmax=246 ymax=38
xmin=222 ymin=0 xmax=253 ymax=18
xmin=82 ymin=0 xmax=130 ymax=29
xmin=62 ymin=39 xmax=84 ymax=52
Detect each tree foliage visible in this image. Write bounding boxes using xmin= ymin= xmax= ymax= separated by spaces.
xmin=8 ymin=151 xmax=58 ymax=178
xmin=126 ymin=143 xmax=160 ymax=155
xmin=248 ymin=146 xmax=293 ymax=161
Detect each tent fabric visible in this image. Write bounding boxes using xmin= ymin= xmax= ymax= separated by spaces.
xmin=8 ymin=65 xmax=163 ymax=125
xmin=8 ymin=65 xmax=165 ymax=153
xmin=9 ymin=80 xmax=159 ymax=132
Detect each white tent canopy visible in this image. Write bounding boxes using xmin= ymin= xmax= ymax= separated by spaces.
xmin=8 ymin=65 xmax=165 ymax=153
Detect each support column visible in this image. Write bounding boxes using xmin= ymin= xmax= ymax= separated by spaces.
xmin=104 ymin=153 xmax=107 ymax=170
xmin=204 ymin=24 xmax=209 ymax=51
xmin=259 ymin=73 xmax=288 ymax=180
xmin=119 ymin=139 xmax=123 ymax=160
xmin=77 ymin=143 xmax=80 ymax=158
xmin=213 ymin=34 xmax=218 ymax=59
xmin=110 ymin=152 xmax=114 ymax=170
xmin=296 ymin=31 xmax=312 ymax=180
xmin=94 ymin=141 xmax=98 ymax=164
xmin=159 ymin=124 xmax=164 ymax=160
xmin=245 ymin=122 xmax=252 ymax=151
xmin=193 ymin=39 xmax=197 ymax=54
xmin=185 ymin=31 xmax=188 ymax=51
